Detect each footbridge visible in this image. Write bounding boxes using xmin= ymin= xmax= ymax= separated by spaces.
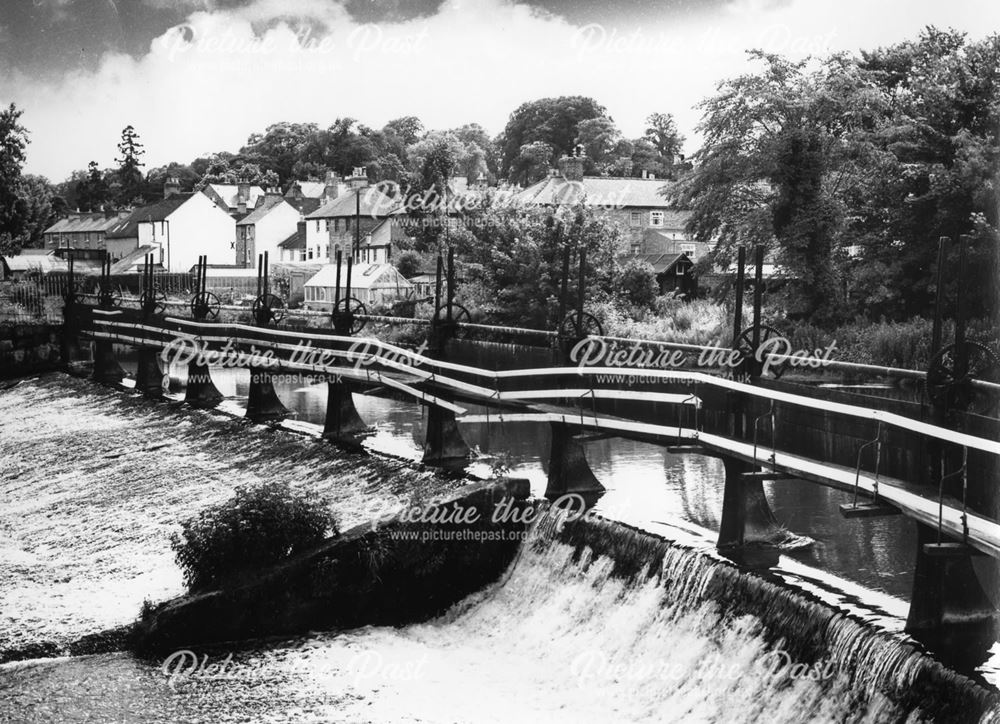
xmin=53 ymin=245 xmax=1000 ymax=667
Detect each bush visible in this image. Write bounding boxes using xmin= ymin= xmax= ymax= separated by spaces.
xmin=171 ymin=482 xmax=339 ymax=593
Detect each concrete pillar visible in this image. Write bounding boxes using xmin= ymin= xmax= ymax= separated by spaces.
xmin=323 ymin=377 xmax=369 ymax=446
xmin=134 ymin=348 xmax=164 ymax=398
xmin=544 ymin=422 xmax=606 ymax=500
xmin=717 ymin=456 xmax=787 ymax=549
xmin=184 ymin=359 xmax=223 ymax=408
xmin=91 ymin=340 xmax=126 ymax=385
xmin=246 ymin=365 xmax=289 ymax=423
xmin=422 ymin=403 xmax=471 ymax=467
xmin=905 ymin=522 xmax=999 ymax=669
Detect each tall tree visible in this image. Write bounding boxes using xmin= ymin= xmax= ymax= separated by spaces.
xmin=115 ymin=124 xmax=145 ymax=207
xmin=499 ymin=96 xmax=609 ymax=182
xmin=76 ymin=161 xmax=110 ymax=212
xmin=0 ymin=103 xmax=30 ymax=254
xmin=644 ymin=113 xmax=685 ymax=161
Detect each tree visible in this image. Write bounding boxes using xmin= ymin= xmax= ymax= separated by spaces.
xmin=618 ymin=257 xmax=659 ymax=309
xmin=75 ymin=161 xmax=111 ymax=212
xmin=644 ymin=113 xmax=684 ymax=161
xmin=0 ymin=103 xmax=30 ymax=255
xmin=240 ymin=122 xmax=319 ymax=183
xmin=18 ymin=174 xmax=56 ymax=248
xmin=575 ymin=117 xmax=623 ymax=173
xmin=453 ymin=196 xmax=626 ymax=329
xmin=510 ymin=141 xmax=554 ymax=186
xmin=115 ymin=124 xmax=145 ymax=207
xmin=499 ymin=96 xmax=610 ymax=181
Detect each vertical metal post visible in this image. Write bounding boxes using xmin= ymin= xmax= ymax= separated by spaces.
xmin=334 ymin=250 xmax=343 ymax=309
xmin=262 ymin=250 xmax=269 ymax=298
xmin=434 ymin=253 xmax=443 ymax=315
xmin=354 ymin=188 xmax=361 ymax=263
xmin=576 ymin=246 xmax=587 ymax=325
xmin=931 ymin=237 xmax=949 ymax=356
xmin=751 ymin=244 xmax=764 ymax=351
xmin=557 ymin=243 xmax=571 ymax=329
xmin=446 ymin=247 xmax=455 ymax=323
xmin=954 ymin=235 xmax=970 ymax=378
xmin=345 ymin=255 xmax=353 ymax=302
xmin=732 ymin=246 xmax=746 ymax=346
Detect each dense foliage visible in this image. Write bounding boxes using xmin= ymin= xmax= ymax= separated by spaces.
xmin=171 ymin=482 xmax=338 ymax=593
xmin=678 ymin=29 xmax=1000 ymax=325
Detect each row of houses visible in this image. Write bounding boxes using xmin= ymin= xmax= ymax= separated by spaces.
xmin=23 ymin=153 xmax=706 ymax=297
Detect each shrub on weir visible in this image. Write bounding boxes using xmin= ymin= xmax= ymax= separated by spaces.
xmin=171 ymin=482 xmax=339 ymax=593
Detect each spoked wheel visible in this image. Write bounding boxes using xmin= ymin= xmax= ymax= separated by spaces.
xmin=433 ymin=303 xmax=472 ymax=338
xmin=333 ymin=296 xmax=368 ymax=335
xmin=138 ymin=287 xmax=167 ymax=316
xmin=926 ymin=341 xmax=1000 ymax=414
xmin=736 ymin=324 xmax=786 ymax=378
xmin=96 ymin=286 xmax=122 ymax=309
xmin=559 ymin=310 xmax=603 ymax=339
xmin=190 ymin=291 xmax=221 ymax=321
xmin=251 ymin=293 xmax=286 ymax=326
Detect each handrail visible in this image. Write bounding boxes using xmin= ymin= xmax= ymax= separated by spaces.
xmin=87 ymin=317 xmax=1000 ymax=456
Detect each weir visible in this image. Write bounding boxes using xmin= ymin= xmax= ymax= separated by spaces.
xmin=41 ymin=240 xmax=1000 ymax=671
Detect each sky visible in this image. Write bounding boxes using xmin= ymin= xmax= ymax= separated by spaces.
xmin=1 ymin=0 xmax=998 ymax=181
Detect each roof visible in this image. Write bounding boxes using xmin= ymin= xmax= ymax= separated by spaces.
xmin=285 ymin=197 xmax=322 ymax=216
xmin=235 ymin=195 xmax=292 ymax=226
xmin=637 ymin=252 xmax=692 ymax=275
xmin=358 ymin=219 xmax=393 ymax=249
xmin=109 ymin=245 xmax=160 ymax=274
xmin=2 ymin=252 xmax=69 ymax=273
xmin=306 ymin=187 xmax=403 ymax=220
xmin=104 ymin=194 xmax=196 ymax=239
xmin=516 ymin=175 xmax=686 ymax=212
xmin=278 ymin=226 xmax=307 ymax=250
xmin=286 ymin=181 xmax=326 ymax=198
xmin=201 ymin=184 xmax=266 ymax=211
xmin=43 ymin=213 xmax=126 ymax=236
xmin=305 ymin=262 xmax=414 ymax=290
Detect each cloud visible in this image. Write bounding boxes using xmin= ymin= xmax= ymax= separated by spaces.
xmin=4 ymin=0 xmax=999 ymax=180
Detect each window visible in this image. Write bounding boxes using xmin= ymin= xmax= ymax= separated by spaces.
xmin=345 ymin=218 xmax=351 ymax=232
xmin=629 ymin=211 xmax=641 ymax=227
xmin=630 ymin=243 xmax=641 ymax=255
xmin=325 ymin=220 xmax=330 ymax=231
xmin=317 ymin=288 xmax=326 ymax=301
xmin=649 ymin=211 xmax=664 ymax=227
xmin=323 ymin=245 xmax=329 ymax=258
xmin=680 ymin=243 xmax=697 ymax=260
xmin=333 ymin=219 xmax=340 ymax=232
xmin=315 ymin=220 xmax=320 ymax=232
xmin=308 ymin=248 xmax=314 ymax=260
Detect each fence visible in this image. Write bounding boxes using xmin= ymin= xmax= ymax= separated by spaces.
xmin=0 ymin=281 xmax=64 ymax=323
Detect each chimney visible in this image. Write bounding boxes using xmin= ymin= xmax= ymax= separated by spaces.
xmin=324 ymin=171 xmax=341 ymax=201
xmin=641 ymin=169 xmax=648 ymax=180
xmin=346 ymin=166 xmax=368 ymax=191
xmin=164 ymin=176 xmax=181 ymax=198
xmin=237 ymin=181 xmax=251 ymax=208
xmin=557 ymin=146 xmax=585 ymax=182
xmin=237 ymin=199 xmax=247 ymax=216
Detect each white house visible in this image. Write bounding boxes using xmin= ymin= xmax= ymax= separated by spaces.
xmin=234 ymin=195 xmax=307 ymax=268
xmin=104 ymin=192 xmax=236 ymax=273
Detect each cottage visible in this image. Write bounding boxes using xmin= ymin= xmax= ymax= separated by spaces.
xmin=104 ymin=190 xmax=236 ymax=273
xmin=42 ymin=212 xmax=129 ymax=258
xmin=515 ymin=151 xmax=705 ymax=259
xmin=303 ymin=262 xmax=414 ymax=310
xmin=304 ymin=168 xmax=409 ymax=264
xmin=234 ymin=195 xmax=320 ymax=268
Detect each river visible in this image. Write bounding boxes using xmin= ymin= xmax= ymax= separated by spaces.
xmin=0 ymin=363 xmax=997 ymax=722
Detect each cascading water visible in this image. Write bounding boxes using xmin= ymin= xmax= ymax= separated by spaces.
xmin=1 ymin=373 xmax=997 ymax=722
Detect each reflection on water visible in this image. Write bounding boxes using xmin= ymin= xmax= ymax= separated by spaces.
xmin=2 ymin=357 xmax=998 ymax=720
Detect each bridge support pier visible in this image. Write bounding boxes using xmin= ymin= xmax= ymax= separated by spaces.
xmin=246 ymin=366 xmax=289 ymax=423
xmin=905 ymin=523 xmax=999 ymax=668
xmin=91 ymin=340 xmax=126 ymax=385
xmin=717 ymin=457 xmax=790 ymax=549
xmin=184 ymin=360 xmax=223 ymax=408
xmin=544 ymin=423 xmax=606 ymax=501
xmin=422 ymin=404 xmax=471 ymax=467
xmin=134 ymin=348 xmax=164 ymax=398
xmin=323 ymin=377 xmax=369 ymax=447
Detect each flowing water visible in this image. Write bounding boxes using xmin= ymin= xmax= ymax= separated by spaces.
xmin=1 ymin=364 xmax=998 ymax=722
